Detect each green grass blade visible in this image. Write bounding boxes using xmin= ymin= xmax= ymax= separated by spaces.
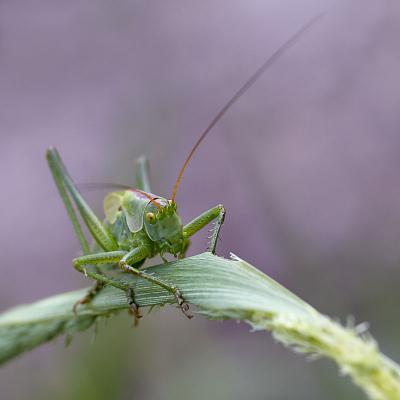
xmin=0 ymin=252 xmax=399 ymax=399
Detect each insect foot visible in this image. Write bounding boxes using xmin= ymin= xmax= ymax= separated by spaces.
xmin=127 ymin=287 xmax=142 ymax=327
xmin=174 ymin=288 xmax=193 ymax=319
xmin=119 ymin=260 xmax=193 ymax=319
xmin=72 ymin=282 xmax=104 ymax=314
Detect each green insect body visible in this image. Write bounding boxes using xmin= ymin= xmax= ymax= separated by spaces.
xmin=104 ymin=190 xmax=189 ymax=259
xmin=47 ymin=18 xmax=319 ymax=319
xmin=47 ymin=147 xmax=225 ymax=319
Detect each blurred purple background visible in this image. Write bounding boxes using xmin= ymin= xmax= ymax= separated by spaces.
xmin=1 ymin=1 xmax=400 ymax=399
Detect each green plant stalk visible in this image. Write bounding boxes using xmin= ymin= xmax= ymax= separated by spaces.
xmin=0 ymin=252 xmax=399 ymax=399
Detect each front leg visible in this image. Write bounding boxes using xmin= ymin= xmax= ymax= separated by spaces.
xmin=73 ymin=247 xmax=192 ymax=319
xmin=119 ymin=247 xmax=192 ymax=319
xmin=72 ymin=250 xmax=128 ymax=313
xmin=183 ymin=204 xmax=226 ymax=254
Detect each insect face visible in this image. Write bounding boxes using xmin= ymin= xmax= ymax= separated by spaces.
xmin=143 ymin=200 xmax=184 ymax=255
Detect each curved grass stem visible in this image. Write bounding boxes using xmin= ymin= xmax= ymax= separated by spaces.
xmin=0 ymin=252 xmax=399 ymax=399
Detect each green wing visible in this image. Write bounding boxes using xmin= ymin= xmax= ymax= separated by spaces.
xmin=121 ymin=191 xmax=147 ymax=233
xmin=103 ymin=190 xmax=147 ymax=233
xmin=103 ymin=192 xmax=124 ymax=224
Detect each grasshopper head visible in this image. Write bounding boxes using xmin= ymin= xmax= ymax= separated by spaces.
xmin=143 ymin=199 xmax=185 ymax=256
xmin=104 ymin=190 xmax=186 ymax=257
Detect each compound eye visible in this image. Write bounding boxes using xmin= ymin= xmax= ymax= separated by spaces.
xmin=145 ymin=212 xmax=156 ymax=224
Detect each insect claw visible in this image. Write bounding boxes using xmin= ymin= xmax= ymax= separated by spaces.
xmin=174 ymin=289 xmax=193 ymax=319
xmin=127 ymin=287 xmax=142 ymax=326
xmin=179 ymin=302 xmax=193 ymax=319
xmin=72 ymin=301 xmax=79 ymax=315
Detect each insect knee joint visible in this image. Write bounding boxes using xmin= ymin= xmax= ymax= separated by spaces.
xmin=119 ymin=260 xmax=128 ymax=270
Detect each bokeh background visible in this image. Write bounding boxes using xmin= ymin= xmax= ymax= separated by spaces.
xmin=1 ymin=1 xmax=400 ymax=399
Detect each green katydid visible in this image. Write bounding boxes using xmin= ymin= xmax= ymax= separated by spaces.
xmin=46 ymin=16 xmax=320 ymax=320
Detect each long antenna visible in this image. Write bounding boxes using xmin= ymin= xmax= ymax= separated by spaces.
xmin=171 ymin=14 xmax=323 ymax=202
